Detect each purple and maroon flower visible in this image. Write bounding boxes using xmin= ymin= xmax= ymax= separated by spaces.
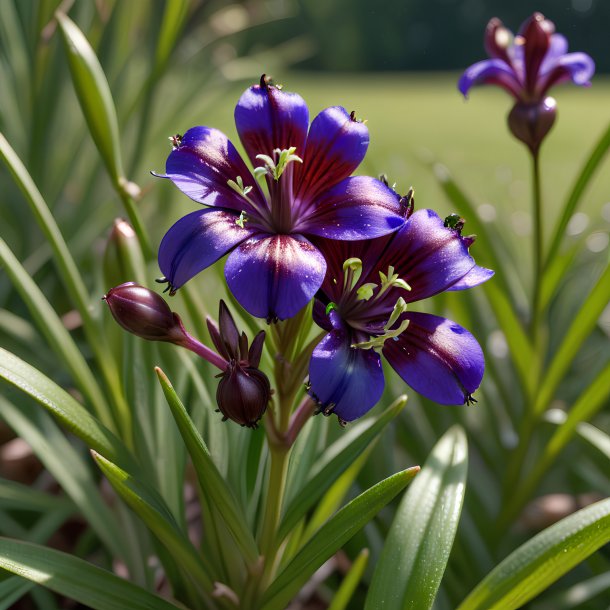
xmin=156 ymin=76 xmax=408 ymax=322
xmin=308 ymin=206 xmax=493 ymax=422
xmin=458 ymin=13 xmax=595 ymax=151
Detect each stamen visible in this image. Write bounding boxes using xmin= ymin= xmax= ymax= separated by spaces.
xmin=227 ymin=176 xmax=253 ymax=200
xmin=254 ymin=147 xmax=302 ymax=181
xmin=235 ymin=211 xmax=248 ymax=228
xmin=356 ymin=282 xmax=377 ymax=301
xmin=352 ymin=318 xmax=410 ymax=353
xmin=342 ymin=258 xmax=363 ymax=291
xmin=384 ymin=296 xmax=408 ymax=331
xmin=376 ymin=265 xmax=411 ymax=299
xmin=168 ymin=133 xmax=182 ymax=149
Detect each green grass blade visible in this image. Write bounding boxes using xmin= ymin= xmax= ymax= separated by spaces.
xmin=0 ymin=575 xmax=35 ymax=610
xmin=534 ymin=263 xmax=610 ymax=415
xmin=54 ymin=11 xmax=123 ymax=182
xmin=0 ymin=397 xmax=125 ymax=560
xmin=278 ymin=395 xmax=407 ymax=541
xmin=545 ymin=120 xmax=610 ymax=269
xmin=365 ymin=425 xmax=468 ymax=610
xmin=503 ymin=360 xmax=610 ymax=525
xmin=260 ymin=466 xmax=420 ymax=610
xmin=0 ymin=238 xmax=114 ymax=429
xmin=457 ymin=498 xmax=610 ymax=610
xmin=92 ymin=451 xmax=215 ymax=596
xmin=0 ymin=537 xmax=182 ymax=610
xmin=155 ymin=366 xmax=260 ymax=566
xmin=55 ymin=11 xmax=151 ymax=256
xmin=0 ymin=478 xmax=72 ymax=513
xmin=327 ymin=548 xmax=369 ymax=610
xmin=530 ymin=571 xmax=610 ymax=610
xmin=0 ymin=133 xmax=132 ymax=440
xmin=0 ymin=347 xmax=131 ymax=467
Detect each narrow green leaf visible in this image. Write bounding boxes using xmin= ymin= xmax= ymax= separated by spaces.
xmin=55 ymin=12 xmax=124 ymax=182
xmin=327 ymin=548 xmax=369 ymax=610
xmin=0 ymin=575 xmax=35 ymax=610
xmin=539 ymin=244 xmax=579 ymax=313
xmin=365 ymin=425 xmax=468 ymax=610
xmin=54 ymin=12 xmax=151 ymax=257
xmin=0 ymin=348 xmax=131 ymax=468
xmin=530 ymin=571 xmax=610 ymax=610
xmin=457 ymin=498 xmax=610 ymax=610
xmin=0 ymin=538 xmax=181 ymax=610
xmin=92 ymin=451 xmax=215 ymax=595
xmin=534 ymin=263 xmax=610 ymax=415
xmin=155 ymin=367 xmax=260 ymax=565
xmin=154 ymin=0 xmax=190 ymax=76
xmin=0 ymin=478 xmax=72 ymax=513
xmin=0 ymin=398 xmax=124 ymax=561
xmin=279 ymin=395 xmax=407 ymax=541
xmin=502 ymin=360 xmax=610 ymax=525
xmin=0 ymin=134 xmax=132 ymax=440
xmin=545 ymin=120 xmax=610 ymax=269
xmin=0 ymin=238 xmax=114 ymax=428
xmin=261 ymin=467 xmax=420 ymax=610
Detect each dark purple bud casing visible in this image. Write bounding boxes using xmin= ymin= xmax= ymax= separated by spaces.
xmin=103 ymin=282 xmax=186 ymax=343
xmin=216 ymin=363 xmax=271 ymax=428
xmin=508 ymin=97 xmax=557 ymax=153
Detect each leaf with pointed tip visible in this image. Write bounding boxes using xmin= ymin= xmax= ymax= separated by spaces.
xmin=279 ymin=395 xmax=407 ymax=541
xmin=155 ymin=367 xmax=260 ymax=565
xmin=457 ymin=498 xmax=610 ymax=610
xmin=365 ymin=425 xmax=468 ymax=610
xmin=92 ymin=451 xmax=215 ymax=595
xmin=0 ymin=537 xmax=181 ymax=610
xmin=0 ymin=348 xmax=131 ymax=468
xmin=261 ymin=467 xmax=419 ymax=610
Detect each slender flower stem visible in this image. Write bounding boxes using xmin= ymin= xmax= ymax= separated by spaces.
xmin=500 ymin=149 xmax=547 ymax=527
xmin=286 ymin=395 xmax=317 ymax=446
xmin=180 ymin=332 xmax=228 ymax=372
xmin=531 ymin=150 xmax=543 ymax=335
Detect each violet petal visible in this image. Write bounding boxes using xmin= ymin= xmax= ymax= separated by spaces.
xmin=383 ymin=312 xmax=484 ymax=405
xmin=224 ymin=233 xmax=326 ymax=321
xmin=309 ymin=328 xmax=385 ymax=422
xmin=296 ymin=176 xmax=405 ymax=239
xmin=458 ymin=58 xmax=522 ymax=99
xmin=158 ymin=208 xmax=255 ymax=291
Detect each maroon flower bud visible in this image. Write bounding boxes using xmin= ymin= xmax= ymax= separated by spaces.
xmin=216 ymin=364 xmax=271 ymax=428
xmin=103 ymin=282 xmax=186 ymax=343
xmin=208 ymin=301 xmax=271 ymax=427
xmin=507 ymin=97 xmax=557 ymax=154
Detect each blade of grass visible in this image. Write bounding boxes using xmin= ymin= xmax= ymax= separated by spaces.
xmin=0 ymin=537 xmax=183 ymax=610
xmin=155 ymin=367 xmax=260 ymax=566
xmin=260 ymin=467 xmax=420 ymax=610
xmin=278 ymin=395 xmax=407 ymax=541
xmin=365 ymin=425 xmax=468 ymax=610
xmin=327 ymin=548 xmax=369 ymax=610
xmin=458 ymin=498 xmax=610 ymax=610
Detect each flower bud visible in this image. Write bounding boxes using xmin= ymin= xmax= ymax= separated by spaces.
xmin=103 ymin=282 xmax=186 ymax=342
xmin=216 ymin=363 xmax=271 ymax=428
xmin=507 ymin=97 xmax=557 ymax=153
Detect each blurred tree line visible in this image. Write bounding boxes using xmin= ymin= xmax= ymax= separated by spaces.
xmin=249 ymin=0 xmax=607 ymax=72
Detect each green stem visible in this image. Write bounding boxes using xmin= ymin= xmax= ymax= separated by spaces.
xmin=531 ymin=150 xmax=543 ymax=336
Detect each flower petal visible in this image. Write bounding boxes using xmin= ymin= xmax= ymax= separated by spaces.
xmin=446 ymin=265 xmax=494 ymax=291
xmin=296 ymin=176 xmax=406 ymax=239
xmin=458 ymin=58 xmax=522 ymax=99
xmin=164 ymin=126 xmax=267 ymax=216
xmin=376 ymin=209 xmax=487 ymax=302
xmin=539 ymin=52 xmax=595 ymax=93
xmin=293 ymin=107 xmax=369 ymax=208
xmin=234 ymin=81 xmax=309 ymax=168
xmin=158 ymin=208 xmax=254 ymax=291
xmin=224 ymin=233 xmax=326 ymax=321
xmin=309 ymin=328 xmax=385 ymax=422
xmin=383 ymin=312 xmax=484 ymax=405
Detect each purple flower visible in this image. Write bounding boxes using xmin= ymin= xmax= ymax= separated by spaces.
xmin=308 ymin=207 xmax=494 ymax=423
xmin=156 ymin=76 xmax=408 ymax=322
xmin=459 ymin=13 xmax=594 ymax=103
xmin=458 ymin=13 xmax=595 ymax=151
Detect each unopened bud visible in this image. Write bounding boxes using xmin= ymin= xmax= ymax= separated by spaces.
xmin=103 ymin=219 xmax=146 ymax=287
xmin=507 ymin=97 xmax=556 ymax=153
xmin=103 ymin=282 xmax=186 ymax=342
xmin=216 ymin=364 xmax=271 ymax=428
